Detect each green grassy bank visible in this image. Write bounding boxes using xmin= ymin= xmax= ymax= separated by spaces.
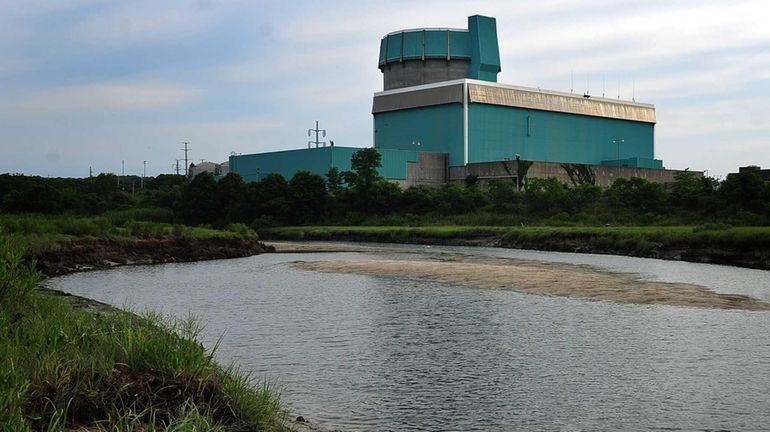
xmin=0 ymin=235 xmax=287 ymax=431
xmin=261 ymin=225 xmax=770 ymax=269
xmin=0 ymin=214 xmax=271 ymax=276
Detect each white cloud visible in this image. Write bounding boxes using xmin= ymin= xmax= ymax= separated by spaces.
xmin=19 ymin=80 xmax=200 ymax=111
xmin=70 ymin=1 xmax=224 ymax=46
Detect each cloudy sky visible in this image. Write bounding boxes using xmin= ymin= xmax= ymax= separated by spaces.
xmin=1 ymin=0 xmax=768 ymax=179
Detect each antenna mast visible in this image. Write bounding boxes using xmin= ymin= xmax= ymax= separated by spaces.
xmin=307 ymin=120 xmax=327 ymax=148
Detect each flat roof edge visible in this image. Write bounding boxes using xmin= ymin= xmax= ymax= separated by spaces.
xmin=374 ymin=78 xmax=654 ymax=109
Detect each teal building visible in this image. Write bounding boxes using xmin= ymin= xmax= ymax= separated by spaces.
xmin=229 ymin=146 xmax=418 ymax=183
xmin=373 ymin=15 xmax=661 ymax=170
xmin=232 ymin=14 xmax=664 ymax=185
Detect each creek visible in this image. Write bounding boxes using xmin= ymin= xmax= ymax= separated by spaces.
xmin=50 ymin=243 xmax=770 ymax=431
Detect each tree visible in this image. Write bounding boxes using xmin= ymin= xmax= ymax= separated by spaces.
xmin=400 ymin=186 xmax=437 ymax=214
xmin=607 ymin=177 xmax=666 ymax=213
xmin=488 ymin=179 xmax=520 ymax=213
xmin=325 ymin=167 xmax=344 ymax=195
xmin=215 ymin=172 xmax=248 ymax=224
xmin=258 ymin=173 xmax=290 ymax=223
xmin=175 ymin=172 xmax=218 ymax=225
xmin=289 ymin=171 xmax=327 ymax=224
xmin=523 ymin=177 xmax=569 ymax=215
xmin=718 ymin=171 xmax=768 ymax=214
xmin=343 ymin=148 xmax=383 ymax=213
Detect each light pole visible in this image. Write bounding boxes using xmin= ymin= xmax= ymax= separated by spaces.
xmin=612 ymin=139 xmax=625 ymax=164
xmin=515 ymin=153 xmax=521 ymax=191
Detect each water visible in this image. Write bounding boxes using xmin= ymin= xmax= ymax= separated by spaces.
xmin=49 ymin=244 xmax=770 ymax=431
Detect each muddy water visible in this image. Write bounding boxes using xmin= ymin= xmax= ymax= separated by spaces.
xmin=50 ymin=244 xmax=770 ymax=431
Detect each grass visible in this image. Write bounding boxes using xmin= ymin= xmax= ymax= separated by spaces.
xmin=262 ymin=224 xmax=770 ymax=267
xmin=0 ymin=214 xmax=259 ymax=259
xmin=263 ymin=225 xmax=511 ymax=242
xmin=0 ymin=235 xmax=286 ymax=431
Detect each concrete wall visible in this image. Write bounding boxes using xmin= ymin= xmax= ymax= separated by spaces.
xmin=404 ymin=152 xmax=447 ymax=187
xmin=450 ymin=160 xmax=701 ymax=188
xmin=383 ymin=59 xmax=469 ymax=90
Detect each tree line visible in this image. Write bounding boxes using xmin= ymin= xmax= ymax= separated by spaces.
xmin=1 ymin=148 xmax=769 ymax=227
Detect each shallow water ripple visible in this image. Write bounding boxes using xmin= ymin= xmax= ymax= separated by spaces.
xmin=51 ymin=248 xmax=770 ymax=431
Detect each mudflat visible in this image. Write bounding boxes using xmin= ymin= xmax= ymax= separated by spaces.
xmin=297 ymin=255 xmax=770 ymax=311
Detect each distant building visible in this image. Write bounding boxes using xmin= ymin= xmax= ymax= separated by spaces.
xmin=231 ymin=15 xmax=699 ymax=188
xmin=189 ymin=161 xmax=229 ymax=179
xmin=738 ymin=166 xmax=770 ymax=181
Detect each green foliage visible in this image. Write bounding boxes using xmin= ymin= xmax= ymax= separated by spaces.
xmin=176 ymin=172 xmax=218 ymax=226
xmin=289 ymin=171 xmax=327 ymax=224
xmin=325 ymin=167 xmax=344 ymax=195
xmin=0 ymin=237 xmax=286 ymax=431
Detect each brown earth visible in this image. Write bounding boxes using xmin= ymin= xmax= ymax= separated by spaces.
xmin=32 ymin=236 xmax=273 ymax=277
xmin=297 ymin=255 xmax=770 ymax=311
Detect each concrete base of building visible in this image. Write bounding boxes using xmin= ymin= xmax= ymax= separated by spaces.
xmin=441 ymin=160 xmax=701 ymax=188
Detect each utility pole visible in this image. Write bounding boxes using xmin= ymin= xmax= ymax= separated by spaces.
xmin=141 ymin=161 xmax=147 ymax=189
xmin=89 ymin=166 xmax=93 ymax=178
xmin=174 ymin=159 xmax=181 ymax=175
xmin=307 ymin=121 xmax=326 ymax=148
xmin=181 ymin=141 xmax=191 ymax=177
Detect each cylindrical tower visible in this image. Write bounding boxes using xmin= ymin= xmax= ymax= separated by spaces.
xmin=378 ymin=29 xmax=472 ymax=90
xmin=377 ymin=16 xmax=501 ymax=91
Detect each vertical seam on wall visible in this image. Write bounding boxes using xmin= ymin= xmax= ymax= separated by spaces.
xmin=421 ymin=30 xmax=425 ymax=61
xmin=446 ymin=30 xmax=450 ymax=61
xmin=463 ymin=81 xmax=469 ymax=165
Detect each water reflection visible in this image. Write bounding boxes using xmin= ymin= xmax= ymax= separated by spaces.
xmin=50 ymin=247 xmax=770 ymax=431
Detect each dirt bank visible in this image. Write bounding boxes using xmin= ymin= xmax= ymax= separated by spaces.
xmin=32 ymin=235 xmax=273 ymax=277
xmin=297 ymin=256 xmax=770 ymax=311
xmin=267 ymin=241 xmax=417 ymax=254
xmin=263 ymin=227 xmax=770 ymax=270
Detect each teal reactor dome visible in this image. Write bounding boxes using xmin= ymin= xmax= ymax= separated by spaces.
xmin=378 ymin=15 xmax=502 ymax=90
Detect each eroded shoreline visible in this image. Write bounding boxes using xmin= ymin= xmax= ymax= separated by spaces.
xmin=296 ymin=255 xmax=770 ymax=311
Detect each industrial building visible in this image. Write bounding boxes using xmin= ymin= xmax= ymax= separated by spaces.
xmin=231 ymin=15 xmax=695 ymax=188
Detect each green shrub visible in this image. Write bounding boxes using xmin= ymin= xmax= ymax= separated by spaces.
xmin=226 ymin=223 xmax=253 ymax=237
xmin=126 ymin=221 xmax=168 ymax=238
xmin=693 ymin=222 xmax=733 ymax=233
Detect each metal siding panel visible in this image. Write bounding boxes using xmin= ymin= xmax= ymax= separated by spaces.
xmin=374 ymin=104 xmax=464 ymax=166
xmin=372 ymin=84 xmax=464 ymax=113
xmin=230 ymin=148 xmax=334 ymax=182
xmin=468 ymin=15 xmax=501 ymax=81
xmin=468 ymin=104 xmax=655 ymax=166
xmin=468 ymin=83 xmax=656 ymax=123
xmin=378 ymin=38 xmax=387 ymax=65
xmin=401 ymin=31 xmax=423 ymax=59
xmin=379 ymin=148 xmax=418 ymax=179
xmin=423 ymin=31 xmax=448 ymax=58
xmin=385 ymin=33 xmax=403 ymax=62
xmin=449 ymin=31 xmax=472 ymax=58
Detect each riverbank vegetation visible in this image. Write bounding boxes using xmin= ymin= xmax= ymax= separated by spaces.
xmin=2 ymin=148 xmax=769 ymax=266
xmin=0 ymin=236 xmax=287 ymax=431
xmin=3 ymin=150 xmax=769 ymax=231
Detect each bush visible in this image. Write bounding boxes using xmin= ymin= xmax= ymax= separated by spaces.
xmin=693 ymin=222 xmax=733 ymax=233
xmin=126 ymin=221 xmax=168 ymax=238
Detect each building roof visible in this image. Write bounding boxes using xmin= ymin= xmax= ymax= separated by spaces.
xmin=372 ymin=78 xmax=656 ymax=124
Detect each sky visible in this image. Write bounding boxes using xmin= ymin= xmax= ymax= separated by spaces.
xmin=1 ymin=0 xmax=768 ymax=179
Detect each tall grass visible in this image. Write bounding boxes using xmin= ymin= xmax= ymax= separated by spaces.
xmin=0 ymin=236 xmax=285 ymax=431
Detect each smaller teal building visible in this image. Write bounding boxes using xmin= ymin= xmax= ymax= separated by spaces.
xmin=229 ymin=146 xmax=417 ymax=183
